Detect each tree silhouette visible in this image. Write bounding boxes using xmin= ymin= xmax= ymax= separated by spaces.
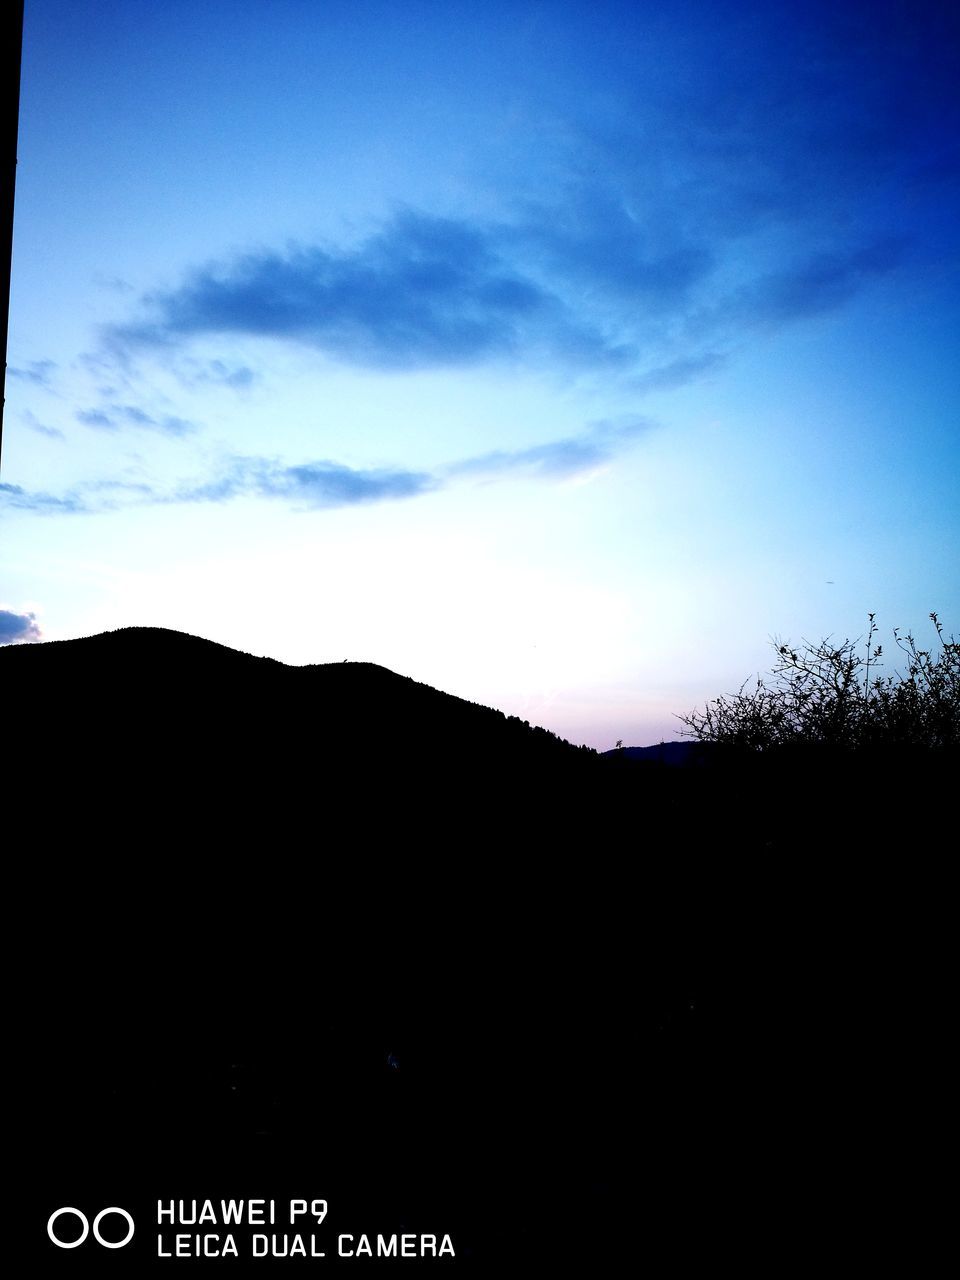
xmin=678 ymin=613 xmax=958 ymax=751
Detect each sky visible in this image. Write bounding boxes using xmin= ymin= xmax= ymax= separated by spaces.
xmin=1 ymin=0 xmax=957 ymax=748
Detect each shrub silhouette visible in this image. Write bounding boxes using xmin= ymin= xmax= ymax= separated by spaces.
xmin=678 ymin=613 xmax=959 ymax=752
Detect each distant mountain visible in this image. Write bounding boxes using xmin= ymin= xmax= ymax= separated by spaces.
xmin=601 ymin=740 xmax=713 ymax=766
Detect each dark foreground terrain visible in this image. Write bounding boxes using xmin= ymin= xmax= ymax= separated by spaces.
xmin=5 ymin=629 xmax=952 ymax=1273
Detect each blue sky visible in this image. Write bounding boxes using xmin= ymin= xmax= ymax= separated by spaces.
xmin=2 ymin=0 xmax=957 ymax=746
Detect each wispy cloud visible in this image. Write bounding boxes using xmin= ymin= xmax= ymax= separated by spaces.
xmin=505 ymin=188 xmax=713 ymax=309
xmin=92 ymin=272 xmax=135 ymax=294
xmin=75 ymin=408 xmax=115 ymax=428
xmin=174 ymin=455 xmax=436 ymax=508
xmin=0 ymin=482 xmax=87 ymax=514
xmin=721 ymin=239 xmax=907 ymax=331
xmin=1 ymin=457 xmax=433 ymax=516
xmin=1 ymin=415 xmax=651 ymax=517
xmin=8 ymin=359 xmax=57 ymax=387
xmin=174 ymin=357 xmax=258 ymax=390
xmin=22 ymin=409 xmax=65 ymax=440
xmin=447 ymin=417 xmax=654 ymax=481
xmin=0 ymin=607 xmax=42 ymax=645
xmin=75 ymin=403 xmax=198 ymax=435
xmin=626 ymin=353 xmax=727 ymax=395
xmin=0 ymin=478 xmax=158 ymax=516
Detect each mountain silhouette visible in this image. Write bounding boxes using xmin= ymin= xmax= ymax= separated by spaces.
xmin=13 ymin=626 xmax=943 ymax=1272
xmin=4 ymin=625 xmax=594 ymax=816
xmin=5 ymin=625 xmax=625 ymax=906
xmin=9 ymin=627 xmax=739 ymax=1271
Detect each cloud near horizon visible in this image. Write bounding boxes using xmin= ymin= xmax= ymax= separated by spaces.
xmin=0 ymin=608 xmax=43 ymax=645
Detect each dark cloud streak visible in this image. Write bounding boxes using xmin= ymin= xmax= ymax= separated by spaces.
xmin=100 ymin=202 xmax=915 ymax=383
xmin=173 ymin=456 xmax=435 ymax=509
xmin=105 ymin=210 xmax=636 ymax=372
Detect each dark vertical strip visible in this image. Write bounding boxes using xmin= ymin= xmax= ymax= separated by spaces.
xmin=0 ymin=0 xmax=25 ymax=466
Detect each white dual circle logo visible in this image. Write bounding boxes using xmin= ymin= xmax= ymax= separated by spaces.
xmin=47 ymin=1207 xmax=135 ymax=1249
